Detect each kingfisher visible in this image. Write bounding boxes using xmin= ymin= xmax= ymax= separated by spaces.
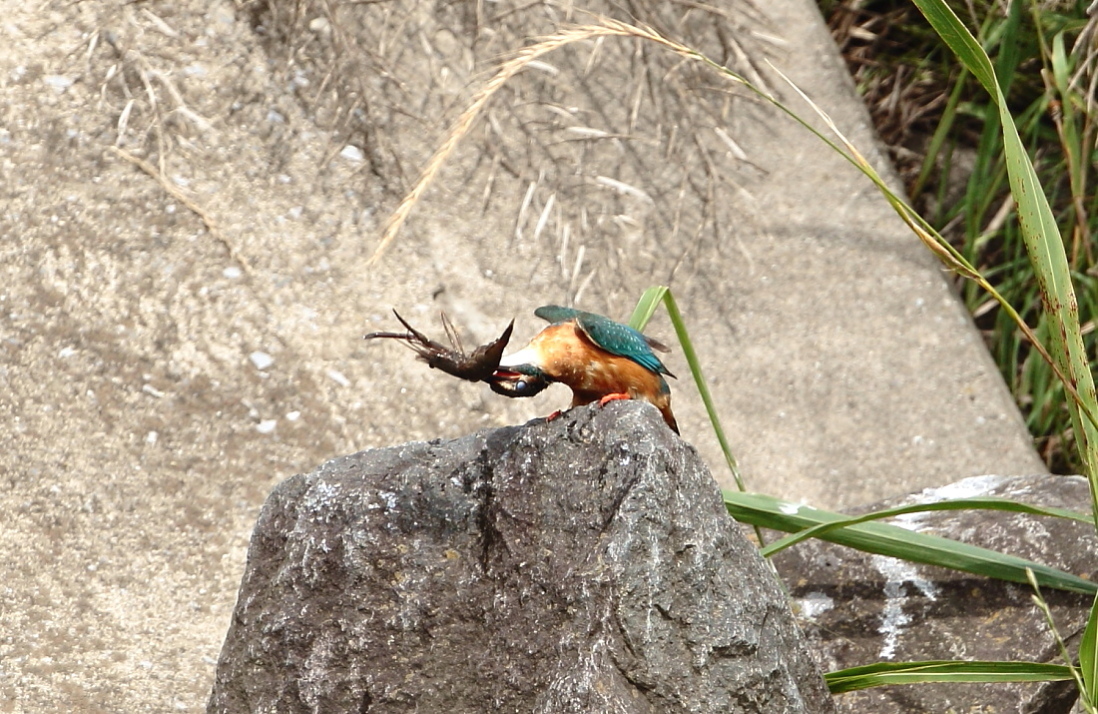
xmin=489 ymin=305 xmax=679 ymax=433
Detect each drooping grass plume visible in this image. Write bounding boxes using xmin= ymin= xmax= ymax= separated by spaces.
xmin=369 ymin=18 xmax=728 ymax=268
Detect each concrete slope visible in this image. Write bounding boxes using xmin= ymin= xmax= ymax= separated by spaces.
xmin=686 ymin=0 xmax=1049 ymax=502
xmin=0 ymin=0 xmax=1045 ymax=711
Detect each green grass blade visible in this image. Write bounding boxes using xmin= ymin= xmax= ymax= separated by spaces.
xmin=627 ymin=286 xmax=668 ymax=332
xmin=630 ymin=286 xmax=745 ymax=491
xmin=1046 ymin=29 xmax=1087 ymax=245
xmin=911 ymin=69 xmax=967 ymax=201
xmin=1028 ymin=568 xmax=1092 ymax=708
xmin=910 ymin=1 xmax=997 ymax=96
xmin=1081 ymin=593 xmax=1098 ymax=705
xmin=760 ymin=497 xmax=1092 ymax=557
xmin=724 ymin=491 xmax=1097 ymax=594
xmin=825 ymin=660 xmax=1074 ymax=694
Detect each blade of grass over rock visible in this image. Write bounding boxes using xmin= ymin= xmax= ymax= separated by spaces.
xmin=760 ymin=497 xmax=1093 ymax=557
xmin=724 ymin=491 xmax=1097 ymax=594
xmin=1028 ymin=568 xmax=1093 ymax=708
xmin=825 ymin=660 xmax=1074 ymax=694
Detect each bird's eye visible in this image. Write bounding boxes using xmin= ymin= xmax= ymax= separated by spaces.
xmin=516 ymin=380 xmax=527 ymax=391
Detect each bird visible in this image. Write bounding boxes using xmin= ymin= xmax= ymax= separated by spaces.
xmin=490 ymin=305 xmax=679 ymax=433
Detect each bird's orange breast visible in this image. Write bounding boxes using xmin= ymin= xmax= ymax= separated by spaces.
xmin=531 ymin=324 xmax=670 ymax=407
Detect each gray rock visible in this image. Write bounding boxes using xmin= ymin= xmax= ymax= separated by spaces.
xmin=208 ymin=401 xmax=834 ymax=713
xmin=770 ymin=474 xmax=1098 ymax=713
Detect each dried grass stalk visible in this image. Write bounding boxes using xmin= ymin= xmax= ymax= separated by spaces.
xmin=368 ymin=18 xmax=702 ymax=268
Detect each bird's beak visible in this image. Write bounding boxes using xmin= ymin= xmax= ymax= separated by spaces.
xmin=489 ymin=348 xmax=550 ymax=398
xmin=489 ymin=370 xmax=550 ymax=398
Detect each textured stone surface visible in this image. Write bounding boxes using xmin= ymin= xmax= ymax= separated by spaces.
xmin=208 ymin=401 xmax=834 ymax=713
xmin=771 ymin=474 xmax=1098 ymax=713
xmin=2 ymin=0 xmax=1047 ymax=710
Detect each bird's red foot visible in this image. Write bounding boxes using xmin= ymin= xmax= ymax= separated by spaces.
xmin=545 ymin=409 xmax=563 ymax=422
xmin=598 ymin=393 xmax=631 ymax=407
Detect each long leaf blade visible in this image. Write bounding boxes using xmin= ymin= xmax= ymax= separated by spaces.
xmin=760 ymin=497 xmax=1092 ymax=557
xmin=1081 ymin=593 xmax=1098 ymax=704
xmin=826 ymin=660 xmax=1074 ymax=694
xmin=627 ymin=286 xmax=669 ymax=331
xmin=630 ymin=286 xmax=746 ymax=491
xmin=724 ymin=491 xmax=1097 ymax=594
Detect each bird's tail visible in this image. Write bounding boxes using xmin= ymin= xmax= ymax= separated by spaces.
xmin=661 ymin=404 xmax=680 ymax=435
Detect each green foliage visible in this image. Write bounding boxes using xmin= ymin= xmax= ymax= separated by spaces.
xmin=1082 ymin=592 xmax=1098 ymax=708
xmin=627 ymin=0 xmax=1098 ymax=697
xmin=836 ymin=0 xmax=1098 ymax=471
xmin=825 ymin=660 xmax=1074 ymax=693
xmin=722 ymin=490 xmax=1096 ymax=594
xmin=909 ymin=0 xmax=1098 ymax=522
xmin=628 ymin=287 xmax=743 ymax=490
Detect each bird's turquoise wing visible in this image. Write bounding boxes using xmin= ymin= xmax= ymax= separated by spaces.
xmin=535 ymin=304 xmax=675 ymax=377
xmin=574 ymin=312 xmax=675 ymax=378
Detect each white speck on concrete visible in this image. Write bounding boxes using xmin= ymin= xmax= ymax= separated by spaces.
xmin=285 ymin=411 xmax=300 ymax=421
xmin=145 ymin=431 xmax=158 ymax=445
xmin=223 ymin=266 xmax=242 ymax=279
xmin=58 ymin=346 xmax=76 ymax=358
xmin=256 ymin=419 xmax=277 ymax=434
xmin=327 ymin=369 xmax=350 ymax=387
xmin=340 ymin=145 xmax=364 ymax=162
xmin=142 ymin=384 xmax=165 ymax=398
xmin=44 ymin=75 xmax=73 ymax=92
xmin=526 ymin=59 xmax=560 ymax=76
xmin=249 ymin=351 xmax=274 ymax=370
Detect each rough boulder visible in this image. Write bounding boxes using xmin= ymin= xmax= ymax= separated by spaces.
xmin=207 ymin=401 xmax=834 ymax=713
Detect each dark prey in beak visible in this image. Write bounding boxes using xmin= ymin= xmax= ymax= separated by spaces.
xmin=364 ymin=310 xmax=514 ymax=383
